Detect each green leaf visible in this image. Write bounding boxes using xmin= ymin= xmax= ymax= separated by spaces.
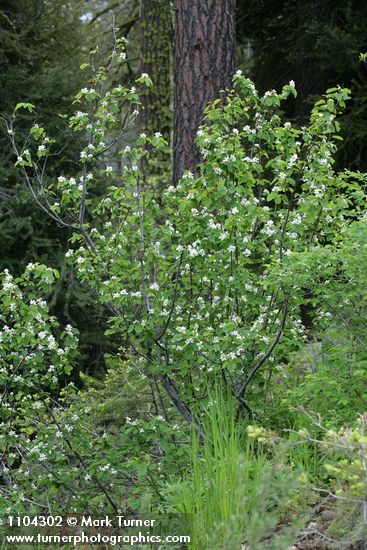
xmin=14 ymin=102 xmax=35 ymax=113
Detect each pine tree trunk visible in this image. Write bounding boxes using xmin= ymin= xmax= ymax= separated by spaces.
xmin=173 ymin=0 xmax=236 ymax=185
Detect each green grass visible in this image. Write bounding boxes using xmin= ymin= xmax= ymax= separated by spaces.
xmin=166 ymin=388 xmax=301 ymax=549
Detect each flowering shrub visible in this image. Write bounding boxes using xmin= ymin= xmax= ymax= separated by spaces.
xmin=0 ymin=264 xmax=78 ymax=414
xmin=0 ymin=273 xmax=184 ymax=514
xmin=0 ymin=264 xmax=78 ymax=512
xmin=6 ymin=42 xmax=367 ymax=425
xmin=266 ymin=216 xmax=367 ymax=429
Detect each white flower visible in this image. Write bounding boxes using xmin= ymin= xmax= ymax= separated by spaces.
xmin=141 ymin=73 xmax=149 ymax=79
xmin=47 ymin=335 xmax=57 ymax=349
xmin=188 ymin=245 xmax=199 ymax=257
xmin=140 ymin=132 xmax=147 ymax=139
xmin=287 ymin=153 xmax=298 ymax=168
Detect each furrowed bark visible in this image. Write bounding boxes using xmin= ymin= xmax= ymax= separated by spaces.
xmin=173 ymin=0 xmax=236 ymax=185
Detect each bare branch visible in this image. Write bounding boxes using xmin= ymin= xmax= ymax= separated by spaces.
xmin=237 ymin=294 xmax=290 ymax=400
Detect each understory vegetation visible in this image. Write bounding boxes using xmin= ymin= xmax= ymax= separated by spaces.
xmin=1 ymin=31 xmax=367 ymax=550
